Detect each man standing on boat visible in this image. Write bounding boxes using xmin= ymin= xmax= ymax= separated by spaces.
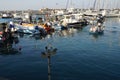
xmin=96 ymin=14 xmax=105 ymax=32
xmin=9 ymin=21 xmax=15 ymax=32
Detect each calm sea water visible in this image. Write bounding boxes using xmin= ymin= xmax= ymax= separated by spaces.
xmin=0 ymin=18 xmax=120 ymax=80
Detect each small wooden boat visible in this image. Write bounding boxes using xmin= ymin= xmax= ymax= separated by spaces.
xmin=89 ymin=25 xmax=105 ymax=34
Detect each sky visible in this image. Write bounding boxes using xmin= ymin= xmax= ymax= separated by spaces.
xmin=0 ymin=0 xmax=119 ymax=10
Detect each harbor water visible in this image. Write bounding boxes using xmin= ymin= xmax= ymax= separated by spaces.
xmin=0 ymin=18 xmax=120 ymax=80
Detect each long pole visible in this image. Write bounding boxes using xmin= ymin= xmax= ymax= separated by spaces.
xmin=44 ymin=45 xmax=57 ymax=80
xmin=48 ymin=55 xmax=51 ymax=80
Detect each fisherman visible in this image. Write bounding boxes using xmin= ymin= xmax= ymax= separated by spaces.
xmin=9 ymin=21 xmax=15 ymax=32
xmin=97 ymin=14 xmax=105 ymax=24
xmin=19 ymin=21 xmax=23 ymax=25
xmin=0 ymin=23 xmax=20 ymax=53
xmin=1 ymin=23 xmax=14 ymax=49
xmin=33 ymin=25 xmax=40 ymax=35
xmin=6 ymin=28 xmax=14 ymax=48
xmin=43 ymin=22 xmax=51 ymax=33
xmin=97 ymin=23 xmax=102 ymax=32
xmin=97 ymin=16 xmax=103 ymax=32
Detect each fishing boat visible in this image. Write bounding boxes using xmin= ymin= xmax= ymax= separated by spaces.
xmin=2 ymin=13 xmax=13 ymax=19
xmin=61 ymin=14 xmax=87 ymax=28
xmin=15 ymin=23 xmax=42 ymax=34
xmin=89 ymin=12 xmax=105 ymax=34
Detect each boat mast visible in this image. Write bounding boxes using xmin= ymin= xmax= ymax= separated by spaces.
xmin=116 ymin=0 xmax=119 ymax=9
xmin=65 ymin=0 xmax=69 ymax=11
xmin=93 ymin=0 xmax=97 ymax=10
xmin=97 ymin=0 xmax=100 ymax=11
xmin=102 ymin=0 xmax=105 ymax=9
xmin=70 ymin=0 xmax=72 ymax=8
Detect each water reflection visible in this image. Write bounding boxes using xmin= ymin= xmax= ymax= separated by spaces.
xmin=1 ymin=18 xmax=120 ymax=80
xmin=59 ymin=28 xmax=82 ymax=37
xmin=90 ymin=33 xmax=104 ymax=40
xmin=0 ymin=77 xmax=9 ymax=80
xmin=21 ymin=28 xmax=83 ymax=40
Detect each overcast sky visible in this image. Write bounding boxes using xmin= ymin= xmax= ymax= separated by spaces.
xmin=0 ymin=0 xmax=119 ymax=10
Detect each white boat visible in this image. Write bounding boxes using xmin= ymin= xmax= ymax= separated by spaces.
xmin=2 ymin=13 xmax=12 ymax=18
xmin=61 ymin=14 xmax=79 ymax=25
xmin=83 ymin=10 xmax=99 ymax=16
xmin=61 ymin=14 xmax=87 ymax=28
xmin=104 ymin=10 xmax=120 ymax=18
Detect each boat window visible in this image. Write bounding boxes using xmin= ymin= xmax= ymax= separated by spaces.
xmin=71 ymin=15 xmax=75 ymax=19
xmin=66 ymin=16 xmax=70 ymax=19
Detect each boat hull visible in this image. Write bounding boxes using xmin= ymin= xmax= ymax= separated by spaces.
xmin=67 ymin=21 xmax=88 ymax=28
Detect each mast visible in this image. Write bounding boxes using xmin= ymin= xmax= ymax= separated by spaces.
xmin=102 ymin=0 xmax=105 ymax=9
xmin=116 ymin=0 xmax=119 ymax=9
xmin=97 ymin=0 xmax=100 ymax=11
xmin=65 ymin=0 xmax=69 ymax=11
xmin=93 ymin=0 xmax=97 ymax=10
